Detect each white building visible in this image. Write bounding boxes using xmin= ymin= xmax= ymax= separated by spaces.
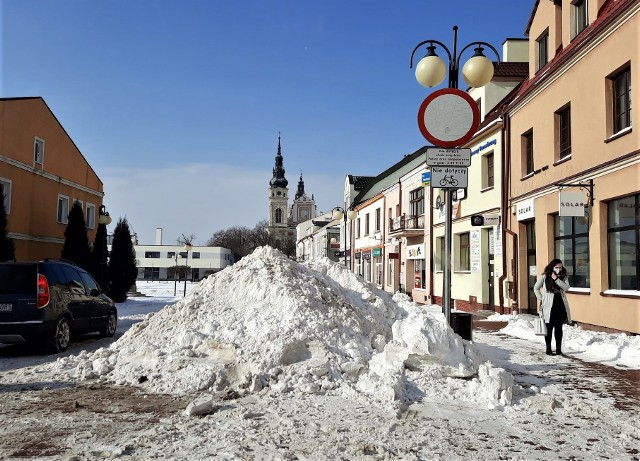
xmin=133 ymin=228 xmax=234 ymax=281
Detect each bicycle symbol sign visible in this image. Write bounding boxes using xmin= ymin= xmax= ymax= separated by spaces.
xmin=430 ymin=166 xmax=468 ymax=189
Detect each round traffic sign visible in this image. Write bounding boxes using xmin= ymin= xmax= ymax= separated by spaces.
xmin=417 ymin=88 xmax=480 ymax=148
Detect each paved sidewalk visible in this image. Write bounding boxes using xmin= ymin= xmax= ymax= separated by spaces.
xmin=473 ymin=319 xmax=640 ymax=412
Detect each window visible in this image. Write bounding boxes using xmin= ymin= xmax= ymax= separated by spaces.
xmin=572 ymin=0 xmax=588 ymax=38
xmin=414 ymin=259 xmax=426 ymax=289
xmin=457 ymin=232 xmax=470 ymax=271
xmin=436 ymin=237 xmax=444 ymax=271
xmin=57 ymin=195 xmax=70 ymax=224
xmin=34 ymin=137 xmax=44 ymax=164
xmin=275 ymin=208 xmax=283 ymax=224
xmin=482 ymin=152 xmax=494 ymax=189
xmin=387 ymin=259 xmax=393 ymax=285
xmin=145 ymin=251 xmax=161 ymax=258
xmin=556 ymin=105 xmax=571 ymax=160
xmin=168 ymin=252 xmax=176 ymax=258
xmin=611 ymin=67 xmax=632 ymax=134
xmin=375 ymin=208 xmax=381 ymax=232
xmin=0 ymin=179 xmax=11 ymax=214
xmin=375 ymin=257 xmax=382 ymax=286
xmin=365 ymin=214 xmax=370 ymax=236
xmin=86 ymin=203 xmax=96 ymax=229
xmin=410 ymin=188 xmax=424 ymax=216
xmin=607 ymin=194 xmax=639 ymax=290
xmin=536 ymin=30 xmax=549 ymax=71
xmin=356 ymin=218 xmax=361 ymax=238
xmin=522 ymin=130 xmax=534 ymax=175
xmin=192 ymin=252 xmax=201 ymax=259
xmin=554 ymin=212 xmax=590 ymax=288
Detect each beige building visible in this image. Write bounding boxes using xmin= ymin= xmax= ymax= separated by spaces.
xmin=0 ymin=97 xmax=105 ymax=261
xmin=506 ymin=0 xmax=639 ymax=333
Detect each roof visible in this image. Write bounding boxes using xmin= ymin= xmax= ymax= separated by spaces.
xmin=492 ymin=62 xmax=529 ymax=80
xmin=509 ymin=0 xmax=635 ymax=112
xmin=348 ymin=175 xmax=376 ymax=191
xmin=351 ymin=146 xmax=429 ymax=208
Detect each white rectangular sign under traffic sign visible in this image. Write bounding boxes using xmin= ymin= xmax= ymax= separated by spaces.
xmin=426 ymin=147 xmax=472 ymax=167
xmin=430 ymin=166 xmax=468 ymax=189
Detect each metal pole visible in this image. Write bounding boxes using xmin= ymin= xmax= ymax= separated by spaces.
xmin=443 ymin=188 xmax=452 ymax=324
xmin=183 ymin=252 xmax=189 ymax=296
xmin=343 ymin=215 xmax=348 ymax=267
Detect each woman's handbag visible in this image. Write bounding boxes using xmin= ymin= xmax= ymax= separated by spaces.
xmin=534 ymin=314 xmax=547 ymax=336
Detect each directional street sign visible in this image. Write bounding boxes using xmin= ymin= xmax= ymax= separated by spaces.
xmin=426 ymin=147 xmax=472 ymax=167
xmin=430 ymin=166 xmax=468 ymax=189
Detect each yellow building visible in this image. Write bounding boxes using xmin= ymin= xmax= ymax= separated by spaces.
xmin=0 ymin=97 xmax=105 ymax=261
xmin=506 ymin=0 xmax=639 ymax=333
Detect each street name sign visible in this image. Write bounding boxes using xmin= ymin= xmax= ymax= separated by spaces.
xmin=430 ymin=166 xmax=468 ymax=189
xmin=426 ymin=147 xmax=472 ymax=167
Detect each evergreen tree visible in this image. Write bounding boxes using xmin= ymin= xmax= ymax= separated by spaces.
xmin=90 ymin=220 xmax=109 ymax=290
xmin=60 ymin=201 xmax=91 ymax=270
xmin=0 ymin=184 xmax=16 ymax=262
xmin=107 ymin=217 xmax=138 ymax=302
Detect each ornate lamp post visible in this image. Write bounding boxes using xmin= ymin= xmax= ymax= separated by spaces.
xmin=332 ymin=206 xmax=358 ymax=267
xmin=410 ymin=26 xmax=499 ymax=325
xmin=97 ymin=205 xmax=112 ymax=291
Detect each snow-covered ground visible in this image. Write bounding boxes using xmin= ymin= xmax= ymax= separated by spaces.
xmin=0 ymin=247 xmax=638 ymax=460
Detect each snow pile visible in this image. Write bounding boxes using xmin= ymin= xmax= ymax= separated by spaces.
xmin=499 ymin=316 xmax=640 ymax=370
xmin=55 ymin=246 xmax=513 ymax=407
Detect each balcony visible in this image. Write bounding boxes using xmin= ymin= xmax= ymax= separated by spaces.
xmin=388 ymin=214 xmax=425 ymax=237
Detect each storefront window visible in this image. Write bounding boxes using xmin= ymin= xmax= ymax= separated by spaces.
xmin=375 ymin=257 xmax=382 ymax=286
xmin=607 ymin=194 xmax=639 ymax=290
xmin=554 ymin=211 xmax=590 ymax=288
xmin=414 ymin=259 xmax=426 ymax=289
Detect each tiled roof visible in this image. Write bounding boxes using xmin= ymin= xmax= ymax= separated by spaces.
xmin=493 ymin=62 xmax=529 ymax=80
xmin=350 ymin=176 xmax=376 ymax=190
xmin=508 ymin=0 xmax=635 ymax=112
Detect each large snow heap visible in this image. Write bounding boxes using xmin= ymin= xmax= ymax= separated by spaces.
xmin=63 ymin=246 xmax=513 ymax=407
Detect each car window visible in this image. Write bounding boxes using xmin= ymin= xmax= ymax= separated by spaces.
xmin=0 ymin=265 xmax=36 ymax=294
xmin=60 ymin=265 xmax=87 ymax=295
xmin=78 ymin=270 xmax=99 ymax=292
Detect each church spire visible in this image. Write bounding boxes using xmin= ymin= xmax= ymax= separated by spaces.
xmin=269 ymin=134 xmax=288 ymax=188
xmin=295 ymin=171 xmax=306 ymax=200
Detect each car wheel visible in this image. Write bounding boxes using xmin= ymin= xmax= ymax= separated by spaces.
xmin=100 ymin=311 xmax=117 ymax=337
xmin=51 ymin=317 xmax=71 ymax=353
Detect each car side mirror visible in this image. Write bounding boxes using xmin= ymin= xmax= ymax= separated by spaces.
xmin=89 ymin=288 xmax=101 ymax=297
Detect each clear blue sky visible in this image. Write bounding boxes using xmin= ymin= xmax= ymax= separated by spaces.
xmin=2 ymin=0 xmax=533 ymax=245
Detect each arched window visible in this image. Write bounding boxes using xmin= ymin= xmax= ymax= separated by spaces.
xmin=275 ymin=208 xmax=282 ymax=223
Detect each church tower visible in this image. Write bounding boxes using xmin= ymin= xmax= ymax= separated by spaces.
xmin=268 ymin=135 xmax=290 ymax=242
xmin=291 ymin=172 xmax=316 ymax=224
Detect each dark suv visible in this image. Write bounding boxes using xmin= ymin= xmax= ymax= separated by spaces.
xmin=0 ymin=259 xmax=117 ymax=352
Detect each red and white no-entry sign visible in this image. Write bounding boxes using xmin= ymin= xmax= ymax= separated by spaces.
xmin=417 ymin=88 xmax=480 ymax=148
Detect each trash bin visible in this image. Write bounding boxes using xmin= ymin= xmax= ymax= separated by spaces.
xmin=450 ymin=312 xmax=473 ymax=341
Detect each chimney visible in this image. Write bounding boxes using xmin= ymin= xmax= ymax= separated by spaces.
xmin=155 ymin=228 xmax=163 ymax=245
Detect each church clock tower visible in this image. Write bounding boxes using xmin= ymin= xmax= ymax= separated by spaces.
xmin=268 ymin=135 xmax=290 ymax=243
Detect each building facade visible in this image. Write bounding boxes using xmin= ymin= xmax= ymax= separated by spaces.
xmin=0 ymin=97 xmax=105 ymax=261
xmin=506 ymin=0 xmax=639 ymax=333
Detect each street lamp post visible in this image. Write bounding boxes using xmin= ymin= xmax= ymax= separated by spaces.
xmin=97 ymin=205 xmax=112 ymax=291
xmin=183 ymin=243 xmax=192 ymax=297
xmin=410 ymin=26 xmax=499 ymax=325
xmin=332 ymin=207 xmax=358 ymax=268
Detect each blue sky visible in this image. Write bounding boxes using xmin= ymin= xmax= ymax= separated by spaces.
xmin=2 ymin=0 xmax=533 ymax=245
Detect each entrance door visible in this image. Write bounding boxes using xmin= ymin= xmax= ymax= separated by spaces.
xmin=487 ymin=228 xmax=495 ymax=310
xmin=525 ymin=220 xmax=537 ymax=313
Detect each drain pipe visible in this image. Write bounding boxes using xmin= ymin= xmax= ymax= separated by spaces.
xmin=499 ymin=111 xmax=518 ymax=313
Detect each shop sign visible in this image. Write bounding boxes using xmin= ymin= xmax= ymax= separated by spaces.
xmin=516 ymin=198 xmax=535 ymax=221
xmin=355 ymin=252 xmax=361 ymax=260
xmin=406 ymin=243 xmax=425 ymax=259
xmin=559 ymin=191 xmax=585 ymax=217
xmin=372 ymin=248 xmax=382 ymax=257
xmin=362 ymin=252 xmax=371 ymax=260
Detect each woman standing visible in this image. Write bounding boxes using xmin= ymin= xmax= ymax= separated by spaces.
xmin=534 ymin=259 xmax=572 ymax=355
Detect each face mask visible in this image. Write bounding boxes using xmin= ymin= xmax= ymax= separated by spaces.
xmin=553 ymin=268 xmax=561 ymax=274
